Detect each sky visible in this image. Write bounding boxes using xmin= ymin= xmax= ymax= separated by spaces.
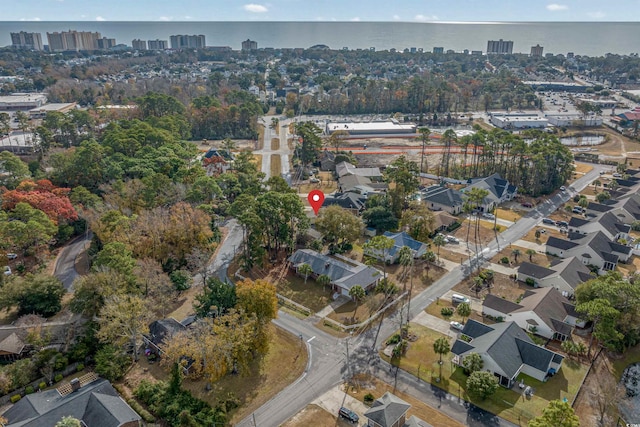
xmin=4 ymin=0 xmax=636 ymax=22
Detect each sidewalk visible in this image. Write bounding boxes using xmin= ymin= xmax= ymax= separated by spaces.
xmin=316 ymin=295 xmax=350 ymax=317
xmin=512 ymin=239 xmax=545 ymax=252
xmin=486 ymin=262 xmax=515 ymax=276
xmin=412 ymin=311 xmax=455 ymax=336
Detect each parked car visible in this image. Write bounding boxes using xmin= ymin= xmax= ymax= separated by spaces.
xmin=572 ymin=207 xmax=584 ymax=214
xmin=339 ymin=407 xmax=359 ymax=423
xmin=482 ymin=213 xmax=495 ymax=219
xmin=452 ymin=294 xmax=471 ymax=305
xmin=560 ymin=186 xmax=566 ymax=191
xmin=446 ymin=235 xmax=460 ymax=244
xmin=309 ymin=177 xmax=320 ymax=183
xmin=5 ymin=253 xmax=17 ymax=260
xmin=542 ymin=218 xmax=555 ymax=225
xmin=556 ymin=221 xmax=568 ymax=228
xmin=450 ymin=321 xmax=464 ymax=331
xmin=3 ymin=266 xmax=11 ymax=276
xmin=613 ymin=173 xmax=622 ymax=178
xmin=521 ymin=202 xmax=533 ymax=208
xmin=538 ymin=229 xmax=547 ymax=234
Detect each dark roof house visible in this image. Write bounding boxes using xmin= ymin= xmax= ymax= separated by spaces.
xmin=451 ymin=320 xmax=564 ymax=388
xmin=364 ymin=231 xmax=428 ymax=263
xmin=420 ymin=185 xmax=464 ymax=215
xmin=3 ymin=376 xmax=141 ymax=427
xmin=516 ymin=256 xmax=592 ymax=295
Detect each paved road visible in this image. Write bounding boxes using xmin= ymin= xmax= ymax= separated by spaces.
xmin=53 ymin=232 xmax=92 ymax=290
xmin=209 ymin=219 xmax=242 ymax=283
xmin=237 ymin=163 xmax=606 ymax=427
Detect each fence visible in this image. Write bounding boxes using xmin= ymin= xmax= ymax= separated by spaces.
xmin=0 ymin=362 xmax=84 ymax=406
xmin=276 ymin=293 xmax=312 ymax=317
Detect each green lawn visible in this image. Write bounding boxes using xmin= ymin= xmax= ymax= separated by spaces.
xmin=383 ymin=323 xmax=589 ymax=426
xmin=611 ymin=343 xmax=640 ymax=380
xmin=276 ymin=272 xmax=333 ymax=313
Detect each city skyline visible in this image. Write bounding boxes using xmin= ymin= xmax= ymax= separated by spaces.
xmin=3 ymin=0 xmax=632 ymax=23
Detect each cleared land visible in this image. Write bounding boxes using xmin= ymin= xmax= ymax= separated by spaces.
xmin=271 ymin=137 xmax=279 ymax=151
xmin=270 ymin=154 xmax=282 ymax=178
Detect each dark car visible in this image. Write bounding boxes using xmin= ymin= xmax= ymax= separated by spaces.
xmin=339 ymin=407 xmax=359 ymax=423
xmin=556 ymin=221 xmax=568 ymax=228
xmin=542 ymin=218 xmax=555 ymax=225
xmin=521 ymin=202 xmax=533 ymax=208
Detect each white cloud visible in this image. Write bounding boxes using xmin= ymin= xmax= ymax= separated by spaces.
xmin=158 ymin=16 xmax=172 ymax=21
xmin=243 ymin=4 xmax=268 ymax=13
xmin=587 ymin=11 xmax=605 ymax=18
xmin=350 ymin=17 xmax=360 ymax=21
xmin=95 ymin=16 xmax=106 ymax=21
xmin=546 ymin=4 xmax=568 ymax=11
xmin=414 ymin=14 xmax=438 ymax=21
xmin=19 ymin=17 xmax=41 ymax=21
xmin=184 ymin=15 xmax=193 ymax=20
xmin=392 ymin=15 xmax=401 ymax=21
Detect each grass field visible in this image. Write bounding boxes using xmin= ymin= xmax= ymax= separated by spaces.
xmin=277 ymin=271 xmax=333 ymax=313
xmin=383 ymin=323 xmax=589 ymax=426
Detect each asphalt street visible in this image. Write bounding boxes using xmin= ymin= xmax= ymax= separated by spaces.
xmin=53 ymin=231 xmax=92 ymax=290
xmin=236 ymin=163 xmax=606 ymax=427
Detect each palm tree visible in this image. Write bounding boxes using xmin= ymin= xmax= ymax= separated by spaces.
xmin=418 ymin=127 xmax=430 ymax=173
xmin=433 ymin=235 xmax=446 ymax=261
xmin=349 ymin=285 xmax=366 ymax=320
xmin=593 ymin=179 xmax=601 ymax=190
xmin=397 ymin=246 xmax=413 ymax=281
xmin=526 ymin=249 xmax=536 ymax=262
xmin=317 ymin=274 xmax=331 ymax=290
xmin=512 ymin=249 xmax=521 ymax=264
xmin=456 ymin=302 xmax=471 ymax=324
xmin=433 ymin=337 xmax=450 ymax=380
xmin=297 ymin=263 xmax=313 ymax=283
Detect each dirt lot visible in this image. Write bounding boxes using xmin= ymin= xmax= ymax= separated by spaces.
xmin=491 ymin=244 xmax=555 ymax=268
xmin=452 ymin=271 xmax=529 ymax=302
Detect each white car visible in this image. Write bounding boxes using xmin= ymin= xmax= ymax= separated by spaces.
xmin=3 ymin=266 xmax=11 ymax=276
xmin=450 ymin=321 xmax=464 ymax=331
xmin=560 ymin=186 xmax=566 ymax=191
xmin=446 ymin=235 xmax=459 ymax=244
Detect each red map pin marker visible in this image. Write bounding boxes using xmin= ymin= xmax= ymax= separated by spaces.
xmin=308 ymin=190 xmax=325 ymax=215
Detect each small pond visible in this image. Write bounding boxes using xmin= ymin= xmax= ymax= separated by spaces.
xmin=560 ymin=135 xmax=605 ymax=146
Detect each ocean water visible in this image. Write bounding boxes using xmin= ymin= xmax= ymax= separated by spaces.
xmin=0 ymin=21 xmax=638 ymax=57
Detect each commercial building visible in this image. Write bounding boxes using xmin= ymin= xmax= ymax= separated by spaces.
xmin=241 ymin=39 xmax=258 ymax=51
xmin=46 ymin=30 xmax=102 ymax=51
xmin=325 ymin=120 xmax=416 ymax=135
xmin=10 ymin=31 xmax=43 ymax=50
xmin=132 ymin=39 xmax=147 ymax=50
xmin=489 ymin=112 xmax=548 ymax=129
xmin=522 ymin=81 xmax=591 ymax=92
xmin=96 ymin=37 xmax=116 ymax=49
xmin=170 ymin=34 xmax=206 ymax=49
xmin=0 ymin=93 xmax=47 ymax=111
xmin=29 ymin=102 xmax=76 ymax=119
xmin=530 ymin=44 xmax=544 ymax=57
xmin=487 ymin=39 xmax=513 ymax=55
xmin=433 ymin=46 xmax=444 ymax=54
xmin=147 ymin=39 xmax=168 ymax=50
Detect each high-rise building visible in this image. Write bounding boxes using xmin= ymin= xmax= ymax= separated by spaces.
xmin=147 ymin=39 xmax=168 ymax=50
xmin=46 ymin=31 xmax=101 ymax=51
xmin=530 ymin=44 xmax=544 ymax=57
xmin=96 ymin=37 xmax=116 ymax=49
xmin=433 ymin=47 xmax=444 ymax=54
xmin=486 ymin=39 xmax=513 ymax=55
xmin=241 ymin=39 xmax=258 ymax=51
xmin=10 ymin=31 xmax=43 ymax=50
xmin=169 ymin=34 xmax=206 ymax=49
xmin=132 ymin=39 xmax=147 ymax=50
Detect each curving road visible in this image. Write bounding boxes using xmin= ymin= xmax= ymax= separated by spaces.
xmin=53 ymin=232 xmax=92 ymax=291
xmin=236 ymin=163 xmax=606 ymax=427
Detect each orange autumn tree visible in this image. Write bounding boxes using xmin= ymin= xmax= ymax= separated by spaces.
xmin=1 ymin=179 xmax=77 ymax=225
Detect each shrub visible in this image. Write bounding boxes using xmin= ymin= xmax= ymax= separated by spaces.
xmin=10 ymin=394 xmax=21 ymax=403
xmin=573 ymin=195 xmax=581 ymax=203
xmin=25 ymin=385 xmax=34 ymax=394
xmin=127 ymin=398 xmax=156 ymax=423
xmin=525 ymin=277 xmax=535 ymax=287
xmin=440 ymin=307 xmax=454 ymax=319
xmin=364 ymin=393 xmax=375 ymax=404
xmin=494 ymin=225 xmax=501 ymax=232
xmin=38 ymin=381 xmax=46 ymax=390
xmin=386 ymin=334 xmax=401 ymax=345
xmin=54 ymin=374 xmax=63 ymax=383
xmin=76 ymin=363 xmax=85 ymax=372
xmin=500 ymin=257 xmax=509 ymax=264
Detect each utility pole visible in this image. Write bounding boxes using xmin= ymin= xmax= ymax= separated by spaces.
xmin=345 ymin=336 xmax=352 ymax=381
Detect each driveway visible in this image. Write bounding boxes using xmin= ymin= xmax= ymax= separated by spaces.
xmin=53 ymin=232 xmax=92 ymax=291
xmin=208 ymin=219 xmax=242 ymax=283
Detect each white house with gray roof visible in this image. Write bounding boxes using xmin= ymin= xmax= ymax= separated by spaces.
xmin=451 ymin=320 xmax=564 ymax=388
xmin=546 ymin=231 xmax=632 ymax=273
xmin=419 ymin=185 xmax=464 ymax=215
xmin=516 ymin=257 xmax=593 ymax=296
xmin=364 ymin=392 xmax=432 ymax=427
xmin=462 ymin=173 xmax=517 ymax=212
xmin=567 ymin=211 xmax=630 ymax=241
xmin=289 ymin=249 xmax=382 ymax=296
xmin=482 ymin=288 xmax=585 ymax=341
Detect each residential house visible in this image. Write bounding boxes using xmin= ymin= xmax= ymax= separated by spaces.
xmin=322 ymin=192 xmax=367 ymax=214
xmin=3 ymin=375 xmax=141 ymax=427
xmin=335 ymin=161 xmax=383 ymax=180
xmin=0 ymin=322 xmax=74 ymax=362
xmin=364 ymin=392 xmax=432 ymax=427
xmin=462 ymin=173 xmax=517 ymax=212
xmin=319 ymin=150 xmax=336 ymax=171
xmin=567 ymin=211 xmax=630 ymax=241
xmin=433 ymin=210 xmax=458 ymax=231
xmin=338 ymin=174 xmax=388 ymax=195
xmin=546 ymin=230 xmax=632 ymax=272
xmin=144 ymin=318 xmax=186 ymax=354
xmin=451 ymin=320 xmax=564 ymax=388
xmin=202 ymin=148 xmax=234 ymax=175
xmin=607 ymin=193 xmax=640 ymax=224
xmin=364 ymin=231 xmax=428 ymax=263
xmin=516 ymin=257 xmax=593 ymax=296
xmin=420 ymin=185 xmax=464 ymax=215
xmin=482 ymin=287 xmax=585 ymax=341
xmin=289 ymin=249 xmax=382 ymax=296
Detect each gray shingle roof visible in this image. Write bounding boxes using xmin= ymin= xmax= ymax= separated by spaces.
xmin=517 ymin=262 xmax=554 ymax=279
xmin=587 ymin=202 xmax=613 ymax=213
xmin=289 ymin=249 xmax=382 ymax=291
xmin=548 ymin=257 xmax=593 ymax=289
xmin=4 ymin=378 xmax=140 ymax=427
xmin=547 ymin=236 xmax=579 ymax=250
xmin=515 ymin=287 xmax=576 ymax=334
xmin=483 ymin=294 xmax=522 ymax=314
xmin=335 ymin=161 xmax=382 ymax=178
xmin=323 ymin=192 xmax=366 ymax=211
xmin=381 ymin=231 xmax=427 ymax=257
xmin=364 ymin=392 xmax=411 ymax=427
xmin=421 ymin=185 xmax=464 ymax=208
